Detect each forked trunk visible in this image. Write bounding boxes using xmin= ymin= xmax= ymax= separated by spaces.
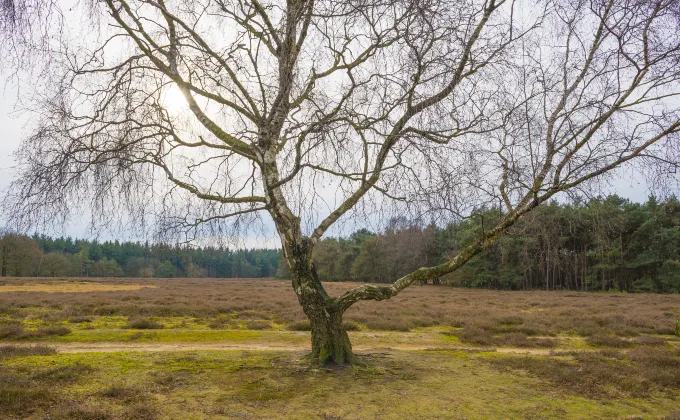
xmin=293 ymin=271 xmax=354 ymax=365
xmin=287 ymin=240 xmax=353 ymax=365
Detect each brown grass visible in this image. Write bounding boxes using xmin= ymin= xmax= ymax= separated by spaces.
xmin=0 ymin=345 xmax=57 ymax=357
xmin=0 ymin=277 xmax=679 ymax=339
xmin=0 ymin=322 xmax=71 ymax=339
xmin=0 ymin=282 xmax=156 ymax=293
xmin=0 ymin=361 xmax=94 ymax=418
xmin=488 ymin=345 xmax=680 ymax=399
xmin=586 ymin=333 xmax=634 ymax=348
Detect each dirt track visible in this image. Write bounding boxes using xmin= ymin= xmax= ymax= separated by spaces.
xmin=9 ymin=341 xmax=556 ymax=355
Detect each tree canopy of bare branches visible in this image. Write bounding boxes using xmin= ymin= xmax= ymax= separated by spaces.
xmin=3 ymin=0 xmax=680 ymax=364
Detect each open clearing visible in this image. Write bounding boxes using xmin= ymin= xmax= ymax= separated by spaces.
xmin=0 ymin=282 xmax=157 ymax=293
xmin=1 ymin=277 xmax=679 ymax=419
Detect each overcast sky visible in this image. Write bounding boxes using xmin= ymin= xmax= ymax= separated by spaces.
xmin=0 ymin=69 xmax=658 ymax=246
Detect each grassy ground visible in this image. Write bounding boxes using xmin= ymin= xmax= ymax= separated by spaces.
xmin=1 ymin=277 xmax=679 ymax=419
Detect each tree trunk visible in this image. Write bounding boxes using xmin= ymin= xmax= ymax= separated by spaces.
xmin=287 ymin=238 xmax=354 ymax=365
xmin=295 ymin=272 xmax=353 ymax=365
xmin=307 ymin=304 xmax=353 ymax=365
xmin=0 ymin=248 xmax=6 ymax=277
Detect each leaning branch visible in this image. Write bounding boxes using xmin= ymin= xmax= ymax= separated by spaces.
xmin=330 ymin=197 xmax=540 ymax=312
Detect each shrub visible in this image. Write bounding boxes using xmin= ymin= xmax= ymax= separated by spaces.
xmin=498 ymin=316 xmax=524 ymax=326
xmin=69 ymin=316 xmax=93 ymax=323
xmin=0 ymin=345 xmax=57 ymax=357
xmin=208 ymin=318 xmax=229 ymax=329
xmin=497 ymin=332 xmax=532 ymax=347
xmin=286 ymin=320 xmax=311 ymax=331
xmin=0 ymin=324 xmax=25 ymax=339
xmin=586 ymin=334 xmax=633 ymax=348
xmin=126 ymin=318 xmax=163 ymax=329
xmin=244 ymin=320 xmax=271 ymax=330
xmin=36 ymin=326 xmax=72 ymax=336
xmin=127 ymin=332 xmax=145 ymax=340
xmin=235 ymin=310 xmax=271 ymax=320
xmin=458 ymin=327 xmax=494 ymax=346
xmin=633 ymin=335 xmax=666 ymax=346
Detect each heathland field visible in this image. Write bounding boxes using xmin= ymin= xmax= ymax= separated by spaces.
xmin=1 ymin=277 xmax=679 ymax=419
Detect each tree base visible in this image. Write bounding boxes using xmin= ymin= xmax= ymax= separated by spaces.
xmin=309 ymin=312 xmax=354 ymax=365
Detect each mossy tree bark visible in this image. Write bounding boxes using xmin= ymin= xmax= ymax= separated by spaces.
xmin=286 ymin=237 xmax=352 ymax=365
xmin=305 ymin=295 xmax=353 ymax=365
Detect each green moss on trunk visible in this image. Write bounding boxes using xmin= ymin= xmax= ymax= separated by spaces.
xmin=309 ymin=309 xmax=353 ymax=365
xmin=287 ymin=238 xmax=354 ymax=365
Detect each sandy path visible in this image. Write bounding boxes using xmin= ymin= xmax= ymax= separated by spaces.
xmin=9 ymin=341 xmax=556 ymax=355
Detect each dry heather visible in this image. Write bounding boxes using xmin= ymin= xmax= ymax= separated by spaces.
xmin=0 ymin=277 xmax=678 ymax=339
xmin=0 ymin=277 xmax=679 ymax=419
xmin=488 ymin=346 xmax=680 ymax=399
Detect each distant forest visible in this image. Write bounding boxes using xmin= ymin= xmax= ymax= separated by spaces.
xmin=2 ymin=195 xmax=680 ymax=293
xmin=0 ymin=235 xmax=280 ymax=279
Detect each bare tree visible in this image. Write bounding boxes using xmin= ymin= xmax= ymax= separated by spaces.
xmin=3 ymin=0 xmax=680 ymax=364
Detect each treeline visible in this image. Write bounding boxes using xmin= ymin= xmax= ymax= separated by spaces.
xmin=3 ymin=195 xmax=680 ymax=292
xmin=0 ymin=234 xmax=280 ymax=278
xmin=308 ymin=196 xmax=680 ymax=293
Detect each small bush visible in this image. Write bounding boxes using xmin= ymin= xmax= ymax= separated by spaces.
xmin=0 ymin=345 xmax=57 ymax=357
xmin=0 ymin=324 xmax=25 ymax=339
xmin=286 ymin=320 xmax=311 ymax=331
xmin=127 ymin=318 xmax=163 ymax=329
xmin=497 ymin=332 xmax=532 ymax=347
xmin=69 ymin=316 xmax=93 ymax=323
xmin=36 ymin=326 xmax=72 ymax=336
xmin=244 ymin=320 xmax=271 ymax=330
xmin=586 ymin=334 xmax=633 ymax=348
xmin=127 ymin=332 xmax=145 ymax=340
xmin=459 ymin=327 xmax=494 ymax=346
xmin=498 ymin=316 xmax=524 ymax=326
xmin=209 ymin=318 xmax=228 ymax=329
xmin=633 ymin=335 xmax=666 ymax=346
xmin=235 ymin=310 xmax=271 ymax=320
xmin=448 ymin=319 xmax=464 ymax=328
